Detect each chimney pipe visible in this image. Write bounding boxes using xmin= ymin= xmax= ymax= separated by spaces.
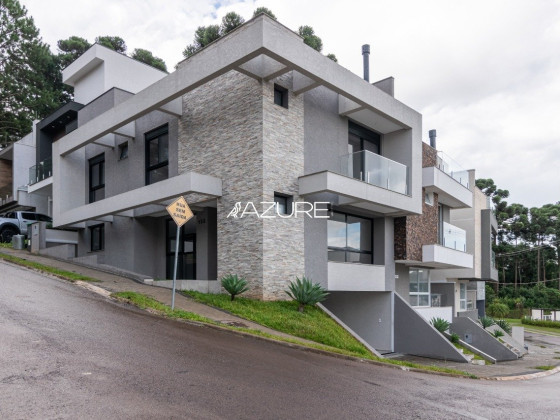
xmin=429 ymin=129 xmax=437 ymax=149
xmin=362 ymin=44 xmax=370 ymax=82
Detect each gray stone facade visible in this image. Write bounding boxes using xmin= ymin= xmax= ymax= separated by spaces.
xmin=179 ymin=70 xmax=305 ymax=300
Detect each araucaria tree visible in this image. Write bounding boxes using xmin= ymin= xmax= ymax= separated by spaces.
xmin=0 ymin=0 xmax=64 ymax=145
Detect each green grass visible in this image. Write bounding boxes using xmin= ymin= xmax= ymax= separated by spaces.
xmin=534 ymin=365 xmax=556 ymax=371
xmin=453 ymin=343 xmax=491 ymax=364
xmin=0 ymin=242 xmax=13 ymax=248
xmin=183 ymin=290 xmax=371 ymax=357
xmin=0 ymin=252 xmax=99 ymax=282
xmin=117 ymin=291 xmax=476 ymax=378
xmin=504 ymin=318 xmax=560 ymax=337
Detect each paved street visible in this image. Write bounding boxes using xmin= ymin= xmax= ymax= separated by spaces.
xmin=1 ymin=261 xmax=560 ymax=420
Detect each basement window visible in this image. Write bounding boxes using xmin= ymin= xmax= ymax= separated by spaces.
xmin=274 ymin=84 xmax=288 ymax=109
xmin=90 ymin=224 xmax=104 ymax=252
xmin=274 ymin=193 xmax=293 ymax=215
xmin=118 ymin=142 xmax=129 ymax=160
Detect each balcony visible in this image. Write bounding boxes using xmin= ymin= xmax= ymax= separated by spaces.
xmin=29 ymin=158 xmax=52 ymax=186
xmin=327 ymin=261 xmax=386 ymax=291
xmin=437 ymin=152 xmax=469 ymax=188
xmin=441 ymin=221 xmax=466 ymax=252
xmin=299 ymin=151 xmax=416 ymax=216
xmin=339 ymin=150 xmax=408 ymax=195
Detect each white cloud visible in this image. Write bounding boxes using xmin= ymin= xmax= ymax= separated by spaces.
xmin=20 ymin=0 xmax=560 ymax=207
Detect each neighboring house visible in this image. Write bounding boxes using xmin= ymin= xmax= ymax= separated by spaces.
xmin=17 ymin=14 xmax=496 ymax=360
xmin=0 ymin=126 xmax=50 ymax=215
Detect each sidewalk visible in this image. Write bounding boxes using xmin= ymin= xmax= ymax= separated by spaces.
xmin=0 ymin=247 xmax=316 ymax=345
xmin=2 ymin=246 xmax=560 ymax=380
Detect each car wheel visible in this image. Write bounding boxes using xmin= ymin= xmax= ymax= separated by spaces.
xmin=0 ymin=227 xmax=18 ymax=243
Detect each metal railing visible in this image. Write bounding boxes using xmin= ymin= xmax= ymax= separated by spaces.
xmin=441 ymin=221 xmax=467 ymax=252
xmin=436 ymin=151 xmax=469 ymax=188
xmin=340 ymin=150 xmax=409 ymax=195
xmin=29 ymin=158 xmax=52 ymax=185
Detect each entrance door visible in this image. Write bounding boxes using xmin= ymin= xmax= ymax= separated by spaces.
xmin=166 ymin=219 xmax=196 ymax=279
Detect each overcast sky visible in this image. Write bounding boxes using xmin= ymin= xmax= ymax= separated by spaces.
xmin=22 ymin=0 xmax=560 ymax=209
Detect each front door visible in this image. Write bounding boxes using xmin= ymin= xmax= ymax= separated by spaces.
xmin=166 ymin=219 xmax=196 ymax=279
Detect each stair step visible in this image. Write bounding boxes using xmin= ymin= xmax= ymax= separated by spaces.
xmin=464 ymin=354 xmax=474 ymax=361
xmin=471 ymin=359 xmax=486 ymax=365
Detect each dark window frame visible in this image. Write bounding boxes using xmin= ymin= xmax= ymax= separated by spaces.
xmin=118 ymin=141 xmax=129 ymax=160
xmin=90 ymin=224 xmax=104 ymax=252
xmin=89 ymin=153 xmax=105 ymax=203
xmin=274 ymin=192 xmax=293 ymax=215
xmin=145 ymin=124 xmax=169 ymax=185
xmin=327 ymin=210 xmax=374 ymax=264
xmin=348 ymin=121 xmax=381 ymax=154
xmin=273 ymin=84 xmax=288 ymax=109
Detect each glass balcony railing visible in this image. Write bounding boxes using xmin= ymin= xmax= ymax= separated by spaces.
xmin=441 ymin=221 xmax=467 ymax=252
xmin=29 ymin=158 xmax=52 ymax=185
xmin=339 ymin=150 xmax=409 ymax=195
xmin=436 ymin=151 xmax=469 ymax=188
xmin=491 ymin=250 xmax=496 ymax=268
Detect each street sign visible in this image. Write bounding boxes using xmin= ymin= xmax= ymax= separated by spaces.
xmin=166 ymin=196 xmax=193 ymax=310
xmin=166 ymin=196 xmax=193 ymax=227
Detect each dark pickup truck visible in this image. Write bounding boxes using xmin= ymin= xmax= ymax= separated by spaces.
xmin=0 ymin=211 xmax=52 ymax=242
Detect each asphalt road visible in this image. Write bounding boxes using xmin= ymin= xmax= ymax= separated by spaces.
xmin=1 ymin=262 xmax=560 ymax=420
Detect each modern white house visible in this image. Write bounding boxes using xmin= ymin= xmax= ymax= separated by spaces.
xmin=14 ymin=14 xmax=503 ymax=361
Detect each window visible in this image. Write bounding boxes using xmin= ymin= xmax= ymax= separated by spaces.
xmin=90 ymin=224 xmax=104 ymax=251
xmin=328 ymin=211 xmax=373 ymax=264
xmin=145 ymin=125 xmax=169 ymax=185
xmin=459 ymin=282 xmax=467 ymax=311
xmin=118 ymin=142 xmax=128 ymax=160
xmin=348 ymin=121 xmax=380 ymax=154
xmin=274 ymin=193 xmax=293 ymax=215
xmin=425 ymin=191 xmax=434 ymax=206
xmin=409 ymin=268 xmax=429 ymax=307
xmin=89 ymin=154 xmax=105 ymax=203
xmin=274 ymin=84 xmax=288 ymax=108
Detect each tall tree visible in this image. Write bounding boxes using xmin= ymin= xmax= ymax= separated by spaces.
xmin=0 ymin=0 xmax=64 ymax=145
xmin=298 ymin=25 xmax=323 ymax=52
xmin=57 ymin=36 xmax=91 ymax=68
xmin=221 ymin=12 xmax=244 ymax=35
xmin=131 ymin=48 xmax=167 ymax=72
xmin=253 ymin=7 xmax=276 ymax=20
xmin=95 ymin=35 xmax=127 ymax=53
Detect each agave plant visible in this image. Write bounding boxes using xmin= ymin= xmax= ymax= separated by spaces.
xmin=221 ymin=274 xmax=249 ymax=301
xmin=430 ymin=317 xmax=451 ymax=333
xmin=479 ymin=316 xmax=495 ymax=329
xmin=493 ymin=329 xmax=505 ymax=338
xmin=495 ymin=319 xmax=512 ymax=335
xmin=285 ymin=276 xmax=329 ymax=313
xmin=450 ymin=333 xmax=460 ymax=344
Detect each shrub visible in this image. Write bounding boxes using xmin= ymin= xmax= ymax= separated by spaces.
xmin=285 ymin=276 xmax=329 ymax=313
xmin=450 ymin=333 xmax=460 ymax=344
xmin=495 ymin=319 xmax=512 ymax=335
xmin=492 ymin=329 xmax=504 ymax=338
xmin=430 ymin=317 xmax=450 ymax=333
xmin=479 ymin=316 xmax=495 ymax=329
xmin=221 ymin=274 xmax=249 ymax=301
xmin=487 ymin=302 xmax=510 ymax=318
xmin=522 ymin=318 xmax=560 ymax=329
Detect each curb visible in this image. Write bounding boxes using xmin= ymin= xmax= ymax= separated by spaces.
xmin=482 ymin=366 xmax=560 ymax=381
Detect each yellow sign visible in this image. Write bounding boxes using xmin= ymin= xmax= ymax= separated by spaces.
xmin=166 ymin=196 xmax=193 ymax=227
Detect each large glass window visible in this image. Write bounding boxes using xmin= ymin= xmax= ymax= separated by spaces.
xmin=89 ymin=154 xmax=105 ymax=203
xmin=459 ymin=282 xmax=467 ymax=311
xmin=409 ymin=268 xmax=429 ymax=307
xmin=145 ymin=125 xmax=169 ymax=185
xmin=328 ymin=211 xmax=372 ymax=264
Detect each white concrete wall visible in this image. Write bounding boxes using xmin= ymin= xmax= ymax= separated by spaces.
xmin=328 ymin=261 xmax=386 ymax=291
xmin=415 ymin=306 xmax=453 ymax=324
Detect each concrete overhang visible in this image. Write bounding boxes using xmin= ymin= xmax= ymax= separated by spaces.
xmin=299 ymin=171 xmax=420 ymax=216
xmin=421 ymin=244 xmax=473 ymax=269
xmin=422 ymin=166 xmax=472 ymax=209
xmin=54 ymin=171 xmax=222 ymax=227
xmin=27 ymin=177 xmax=53 ymax=194
xmin=56 ymin=14 xmax=421 ymax=157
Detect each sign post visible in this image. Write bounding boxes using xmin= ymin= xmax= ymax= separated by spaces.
xmin=166 ymin=196 xmax=193 ymax=310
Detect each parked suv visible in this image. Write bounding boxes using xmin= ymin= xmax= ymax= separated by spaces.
xmin=0 ymin=211 xmax=52 ymax=243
